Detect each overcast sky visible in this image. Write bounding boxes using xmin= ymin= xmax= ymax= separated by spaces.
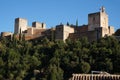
xmin=0 ymin=0 xmax=120 ymax=33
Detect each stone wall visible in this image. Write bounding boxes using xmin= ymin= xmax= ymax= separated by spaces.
xmin=69 ymin=30 xmax=99 ymax=42
xmin=74 ymin=25 xmax=88 ymax=33
xmin=55 ymin=25 xmax=74 ymax=41
xmin=1 ymin=32 xmax=13 ymax=40
xmin=55 ymin=25 xmax=64 ymax=40
xmin=108 ymin=26 xmax=114 ymax=35
xmin=1 ymin=32 xmax=13 ymax=37
xmin=63 ymin=25 xmax=74 ymax=41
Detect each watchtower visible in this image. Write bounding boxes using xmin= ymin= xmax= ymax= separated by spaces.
xmin=14 ymin=18 xmax=28 ymax=34
xmin=88 ymin=6 xmax=109 ymax=37
xmin=32 ymin=22 xmax=46 ymax=29
xmin=88 ymin=6 xmax=108 ymax=31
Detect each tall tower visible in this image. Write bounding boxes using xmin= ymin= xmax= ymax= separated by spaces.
xmin=100 ymin=6 xmax=108 ymax=29
xmin=14 ymin=18 xmax=28 ymax=34
xmin=88 ymin=6 xmax=109 ymax=37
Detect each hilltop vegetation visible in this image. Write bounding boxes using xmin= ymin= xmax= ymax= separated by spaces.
xmin=0 ymin=35 xmax=120 ymax=80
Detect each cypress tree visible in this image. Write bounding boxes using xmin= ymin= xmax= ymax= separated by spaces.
xmin=76 ymin=19 xmax=78 ymax=27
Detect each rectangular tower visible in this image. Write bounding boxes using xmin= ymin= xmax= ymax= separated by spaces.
xmin=88 ymin=6 xmax=109 ymax=37
xmin=32 ymin=22 xmax=46 ymax=29
xmin=14 ymin=18 xmax=28 ymax=34
xmin=88 ymin=12 xmax=100 ymax=31
xmin=55 ymin=25 xmax=74 ymax=41
xmin=88 ymin=7 xmax=108 ymax=31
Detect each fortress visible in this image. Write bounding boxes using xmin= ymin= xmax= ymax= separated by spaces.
xmin=1 ymin=7 xmax=115 ymax=41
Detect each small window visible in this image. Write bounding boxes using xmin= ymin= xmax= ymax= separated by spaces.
xmin=93 ymin=17 xmax=95 ymax=21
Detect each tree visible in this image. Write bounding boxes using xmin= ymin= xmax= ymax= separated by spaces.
xmin=114 ymin=28 xmax=120 ymax=36
xmin=48 ymin=65 xmax=64 ymax=80
xmin=66 ymin=22 xmax=70 ymax=26
xmin=51 ymin=28 xmax=55 ymax=42
xmin=76 ymin=19 xmax=78 ymax=27
xmin=79 ymin=61 xmax=91 ymax=73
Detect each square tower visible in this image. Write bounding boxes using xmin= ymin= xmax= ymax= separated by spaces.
xmin=32 ymin=22 xmax=46 ymax=29
xmin=88 ymin=6 xmax=108 ymax=31
xmin=14 ymin=18 xmax=28 ymax=34
xmin=55 ymin=25 xmax=74 ymax=41
xmin=88 ymin=6 xmax=109 ymax=37
xmin=88 ymin=12 xmax=100 ymax=31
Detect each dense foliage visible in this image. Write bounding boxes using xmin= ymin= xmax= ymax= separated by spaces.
xmin=0 ymin=35 xmax=120 ymax=80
